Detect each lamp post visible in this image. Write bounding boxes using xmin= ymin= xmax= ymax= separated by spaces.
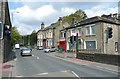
xmin=11 ymin=11 xmax=19 ymax=26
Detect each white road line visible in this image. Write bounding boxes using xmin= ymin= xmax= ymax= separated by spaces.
xmin=96 ymin=66 xmax=118 ymax=74
xmin=32 ymin=54 xmax=34 ymax=56
xmin=60 ymin=70 xmax=68 ymax=72
xmin=14 ymin=58 xmax=17 ymax=61
xmin=39 ymin=72 xmax=48 ymax=75
xmin=9 ymin=72 xmax=12 ymax=77
xmin=71 ymin=71 xmax=79 ymax=78
xmin=16 ymin=75 xmax=23 ymax=77
xmin=37 ymin=57 xmax=40 ymax=59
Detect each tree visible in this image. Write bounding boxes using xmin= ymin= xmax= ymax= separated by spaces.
xmin=30 ymin=30 xmax=37 ymax=47
xmin=11 ymin=27 xmax=21 ymax=45
xmin=61 ymin=9 xmax=87 ymax=24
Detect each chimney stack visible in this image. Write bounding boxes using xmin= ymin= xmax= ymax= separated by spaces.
xmin=41 ymin=22 xmax=45 ymax=29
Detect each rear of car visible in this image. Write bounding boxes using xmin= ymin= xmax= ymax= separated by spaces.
xmin=21 ymin=48 xmax=32 ymax=56
xmin=50 ymin=47 xmax=57 ymax=52
xmin=37 ymin=46 xmax=43 ymax=50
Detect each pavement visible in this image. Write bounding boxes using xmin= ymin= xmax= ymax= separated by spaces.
xmin=1 ymin=50 xmax=16 ymax=78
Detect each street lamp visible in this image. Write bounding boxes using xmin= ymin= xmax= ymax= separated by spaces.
xmin=11 ymin=11 xmax=19 ymax=26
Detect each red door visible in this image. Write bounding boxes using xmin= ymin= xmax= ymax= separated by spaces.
xmin=59 ymin=41 xmax=66 ymax=51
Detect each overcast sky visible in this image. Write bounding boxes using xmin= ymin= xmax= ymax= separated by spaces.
xmin=8 ymin=1 xmax=118 ymax=35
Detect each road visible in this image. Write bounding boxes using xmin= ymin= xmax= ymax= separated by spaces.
xmin=11 ymin=49 xmax=119 ymax=78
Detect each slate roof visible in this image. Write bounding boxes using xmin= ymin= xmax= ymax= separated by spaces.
xmin=61 ymin=15 xmax=120 ymax=31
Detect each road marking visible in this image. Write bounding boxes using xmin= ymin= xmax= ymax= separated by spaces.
xmin=96 ymin=66 xmax=118 ymax=74
xmin=14 ymin=58 xmax=17 ymax=61
xmin=9 ymin=72 xmax=12 ymax=77
xmin=16 ymin=75 xmax=23 ymax=77
xmin=37 ymin=57 xmax=40 ymax=59
xmin=71 ymin=71 xmax=79 ymax=78
xmin=39 ymin=72 xmax=48 ymax=75
xmin=32 ymin=54 xmax=34 ymax=56
xmin=60 ymin=70 xmax=67 ymax=72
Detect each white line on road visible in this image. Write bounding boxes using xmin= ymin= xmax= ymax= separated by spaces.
xmin=39 ymin=72 xmax=48 ymax=75
xmin=9 ymin=72 xmax=12 ymax=77
xmin=16 ymin=75 xmax=23 ymax=77
xmin=32 ymin=54 xmax=34 ymax=56
xmin=37 ymin=57 xmax=40 ymax=59
xmin=71 ymin=71 xmax=79 ymax=78
xmin=96 ymin=66 xmax=118 ymax=74
xmin=14 ymin=58 xmax=17 ymax=61
xmin=60 ymin=70 xmax=68 ymax=72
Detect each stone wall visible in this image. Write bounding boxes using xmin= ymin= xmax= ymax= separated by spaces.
xmin=77 ymin=52 xmax=120 ymax=66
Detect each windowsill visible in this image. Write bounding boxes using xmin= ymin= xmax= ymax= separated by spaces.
xmin=86 ymin=34 xmax=96 ymax=37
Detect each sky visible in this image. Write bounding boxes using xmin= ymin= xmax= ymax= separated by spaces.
xmin=8 ymin=0 xmax=119 ymax=35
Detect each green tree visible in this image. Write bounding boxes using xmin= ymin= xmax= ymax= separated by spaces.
xmin=30 ymin=30 xmax=37 ymax=47
xmin=11 ymin=27 xmax=21 ymax=45
xmin=62 ymin=9 xmax=87 ymax=24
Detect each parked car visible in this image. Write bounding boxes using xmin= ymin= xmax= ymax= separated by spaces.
xmin=44 ymin=46 xmax=57 ymax=53
xmin=28 ymin=46 xmax=32 ymax=51
xmin=21 ymin=48 xmax=32 ymax=56
xmin=50 ymin=46 xmax=57 ymax=52
xmin=37 ymin=46 xmax=43 ymax=50
xmin=44 ymin=47 xmax=50 ymax=53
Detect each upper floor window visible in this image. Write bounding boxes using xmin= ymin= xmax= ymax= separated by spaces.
xmin=50 ymin=32 xmax=52 ymax=38
xmin=40 ymin=34 xmax=43 ymax=39
xmin=78 ymin=28 xmax=82 ymax=36
xmin=86 ymin=25 xmax=95 ymax=35
xmin=0 ymin=22 xmax=3 ymax=39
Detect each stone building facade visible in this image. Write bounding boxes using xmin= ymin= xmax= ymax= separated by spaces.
xmin=0 ymin=0 xmax=12 ymax=78
xmin=37 ymin=17 xmax=70 ymax=48
xmin=60 ymin=13 xmax=119 ymax=55
xmin=37 ymin=22 xmax=54 ymax=48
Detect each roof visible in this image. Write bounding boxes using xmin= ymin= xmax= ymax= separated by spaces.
xmin=61 ymin=15 xmax=120 ymax=31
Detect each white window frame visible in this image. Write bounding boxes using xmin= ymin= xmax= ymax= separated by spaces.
xmin=84 ymin=40 xmax=97 ymax=49
xmin=0 ymin=22 xmax=3 ymax=40
xmin=86 ymin=24 xmax=95 ymax=35
xmin=78 ymin=27 xmax=82 ymax=36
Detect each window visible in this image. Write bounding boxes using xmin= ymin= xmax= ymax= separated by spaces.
xmin=0 ymin=22 xmax=3 ymax=39
xmin=91 ymin=26 xmax=95 ymax=34
xmin=86 ymin=41 xmax=96 ymax=49
xmin=78 ymin=28 xmax=82 ymax=36
xmin=86 ymin=27 xmax=90 ymax=35
xmin=49 ymin=32 xmax=52 ymax=38
xmin=86 ymin=25 xmax=95 ymax=35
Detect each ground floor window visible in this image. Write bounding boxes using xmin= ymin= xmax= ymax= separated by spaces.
xmin=86 ymin=41 xmax=96 ymax=49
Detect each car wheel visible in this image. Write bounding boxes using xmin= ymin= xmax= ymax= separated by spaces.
xmin=21 ymin=53 xmax=23 ymax=56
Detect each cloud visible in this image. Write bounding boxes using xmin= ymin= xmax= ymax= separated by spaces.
xmin=11 ymin=4 xmax=76 ymax=35
xmin=84 ymin=4 xmax=118 ymax=17
xmin=10 ymin=2 xmax=118 ymax=35
xmin=8 ymin=0 xmax=120 ymax=2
